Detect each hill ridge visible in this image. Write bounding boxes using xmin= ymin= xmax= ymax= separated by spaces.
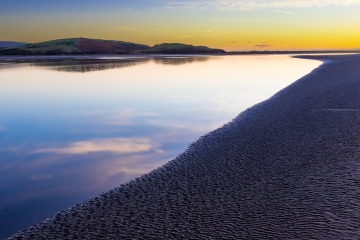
xmin=0 ymin=37 xmax=225 ymax=55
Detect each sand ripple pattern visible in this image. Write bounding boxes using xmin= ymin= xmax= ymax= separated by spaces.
xmin=9 ymin=55 xmax=360 ymax=239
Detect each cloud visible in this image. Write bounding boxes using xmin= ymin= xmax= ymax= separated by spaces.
xmin=0 ymin=126 xmax=5 ymax=131
xmin=105 ymin=109 xmax=159 ymax=126
xmin=21 ymin=22 xmax=42 ymax=27
xmin=208 ymin=18 xmax=278 ymax=21
xmin=167 ymin=0 xmax=360 ymax=10
xmin=203 ymin=29 xmax=215 ymax=33
xmin=36 ymin=138 xmax=158 ymax=155
xmin=177 ymin=35 xmax=192 ymax=38
xmin=255 ymin=44 xmax=272 ymax=48
xmin=275 ymin=9 xmax=295 ymax=14
xmin=117 ymin=26 xmax=138 ymax=31
xmin=146 ymin=118 xmax=223 ymax=135
xmin=29 ymin=174 xmax=52 ymax=181
xmin=165 ymin=1 xmax=205 ymax=9
xmin=104 ymin=156 xmax=170 ymax=176
xmin=82 ymin=108 xmax=159 ymax=126
xmin=215 ymin=0 xmax=360 ymax=10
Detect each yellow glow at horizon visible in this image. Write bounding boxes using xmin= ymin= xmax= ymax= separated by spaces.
xmin=1 ymin=7 xmax=359 ymax=51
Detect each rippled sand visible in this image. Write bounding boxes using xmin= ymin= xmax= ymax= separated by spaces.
xmin=9 ymin=54 xmax=360 ymax=239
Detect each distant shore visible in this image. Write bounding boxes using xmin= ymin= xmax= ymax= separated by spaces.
xmin=9 ymin=54 xmax=360 ymax=239
xmin=0 ymin=51 xmax=358 ymax=64
xmin=1 ymin=38 xmax=358 ymax=56
xmin=0 ymin=51 xmax=359 ymax=61
xmin=0 ymin=54 xmax=215 ymax=62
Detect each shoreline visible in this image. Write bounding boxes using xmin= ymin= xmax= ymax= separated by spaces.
xmin=0 ymin=52 xmax=358 ymax=63
xmin=9 ymin=54 xmax=360 ymax=239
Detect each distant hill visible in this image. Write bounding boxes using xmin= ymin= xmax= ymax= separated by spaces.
xmin=0 ymin=41 xmax=29 ymax=48
xmin=0 ymin=38 xmax=151 ymax=55
xmin=147 ymin=43 xmax=225 ymax=54
xmin=0 ymin=38 xmax=225 ymax=55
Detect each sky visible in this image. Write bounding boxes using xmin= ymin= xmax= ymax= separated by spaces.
xmin=1 ymin=0 xmax=360 ymax=51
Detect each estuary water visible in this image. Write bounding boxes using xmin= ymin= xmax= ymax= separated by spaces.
xmin=0 ymin=55 xmax=321 ymax=237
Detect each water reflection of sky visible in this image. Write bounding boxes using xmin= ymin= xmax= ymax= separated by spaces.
xmin=0 ymin=55 xmax=321 ymax=238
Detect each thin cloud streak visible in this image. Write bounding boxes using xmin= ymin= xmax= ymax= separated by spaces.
xmin=105 ymin=109 xmax=159 ymax=126
xmin=255 ymin=44 xmax=273 ymax=48
xmin=117 ymin=26 xmax=138 ymax=31
xmin=213 ymin=0 xmax=360 ymax=10
xmin=36 ymin=138 xmax=159 ymax=155
xmin=208 ymin=18 xmax=280 ymax=21
xmin=167 ymin=0 xmax=360 ymax=10
xmin=29 ymin=174 xmax=52 ymax=181
xmin=165 ymin=1 xmax=205 ymax=9
xmin=203 ymin=29 xmax=215 ymax=33
xmin=275 ymin=9 xmax=295 ymax=14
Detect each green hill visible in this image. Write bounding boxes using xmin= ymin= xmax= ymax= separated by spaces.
xmin=0 ymin=38 xmax=151 ymax=55
xmin=0 ymin=38 xmax=225 ymax=55
xmin=148 ymin=43 xmax=225 ymax=54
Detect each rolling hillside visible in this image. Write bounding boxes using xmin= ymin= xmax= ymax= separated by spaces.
xmin=147 ymin=43 xmax=225 ymax=54
xmin=0 ymin=38 xmax=225 ymax=55
xmin=0 ymin=38 xmax=151 ymax=55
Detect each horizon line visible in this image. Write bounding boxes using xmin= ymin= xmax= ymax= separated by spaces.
xmin=0 ymin=37 xmax=359 ymax=53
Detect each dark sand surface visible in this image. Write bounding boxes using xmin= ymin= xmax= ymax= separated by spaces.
xmin=8 ymin=54 xmax=360 ymax=239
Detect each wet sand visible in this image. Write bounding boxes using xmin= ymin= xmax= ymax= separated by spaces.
xmin=9 ymin=54 xmax=360 ymax=239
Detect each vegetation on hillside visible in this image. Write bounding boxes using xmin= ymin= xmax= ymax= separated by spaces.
xmin=0 ymin=38 xmax=225 ymax=55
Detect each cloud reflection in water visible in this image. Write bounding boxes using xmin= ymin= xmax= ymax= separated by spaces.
xmin=0 ymin=55 xmax=322 ymax=238
xmin=36 ymin=138 xmax=159 ymax=155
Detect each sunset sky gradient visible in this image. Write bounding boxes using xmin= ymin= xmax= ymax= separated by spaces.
xmin=1 ymin=0 xmax=360 ymax=51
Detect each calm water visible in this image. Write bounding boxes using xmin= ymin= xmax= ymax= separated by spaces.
xmin=0 ymin=55 xmax=321 ymax=237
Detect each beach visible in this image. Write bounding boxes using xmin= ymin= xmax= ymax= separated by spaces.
xmin=9 ymin=54 xmax=360 ymax=239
